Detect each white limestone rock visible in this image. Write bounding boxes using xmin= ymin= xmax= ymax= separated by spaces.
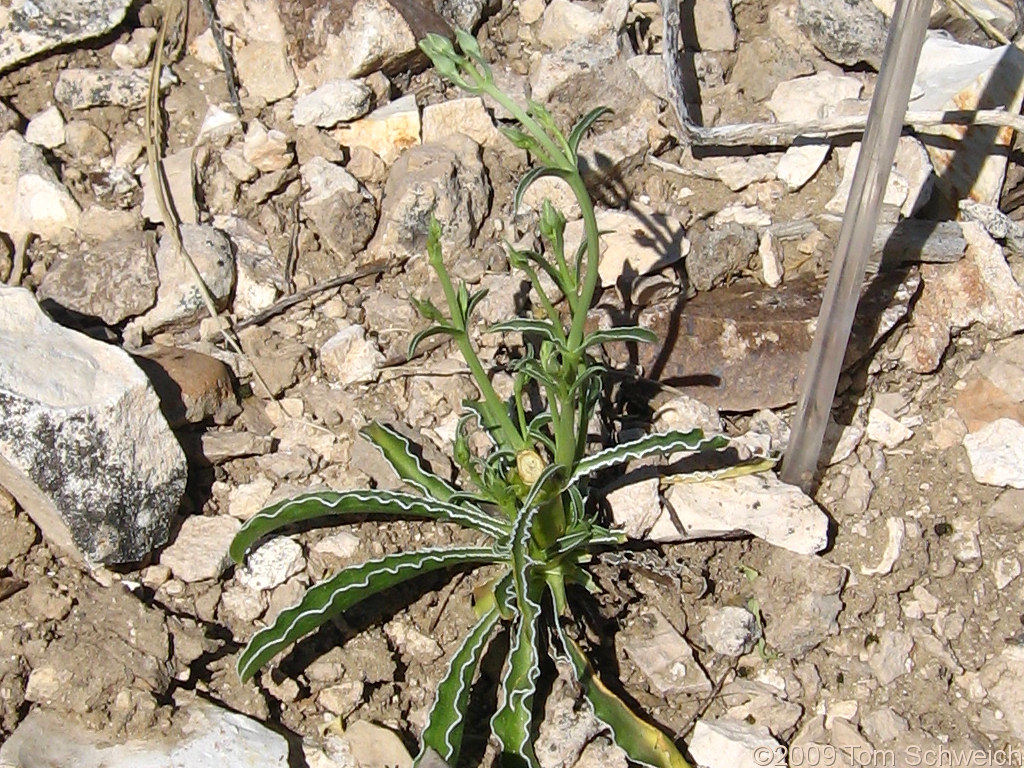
xmin=702 ymin=606 xmax=761 ymax=656
xmin=964 ymin=418 xmax=1024 ymax=489
xmin=25 ymin=105 xmax=66 ymax=149
xmin=160 ymin=515 xmax=241 ymax=582
xmin=237 ymin=536 xmax=306 ymax=591
xmin=617 ymin=608 xmax=711 ymax=696
xmin=320 ymin=323 xmax=385 ymax=386
xmin=0 ymin=286 xmax=186 ymax=564
xmin=333 ymin=93 xmax=420 ymax=165
xmin=618 ymin=472 xmax=829 ymax=555
xmin=0 ymin=699 xmax=288 ymax=768
xmin=293 ymin=79 xmax=375 ymax=127
xmin=0 ymin=130 xmax=81 ymax=245
xmin=689 ymin=718 xmax=782 ymax=768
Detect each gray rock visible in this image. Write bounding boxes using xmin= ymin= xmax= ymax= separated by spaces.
xmin=301 ymin=157 xmax=378 ymax=256
xmin=161 ymin=515 xmax=241 ymax=582
xmin=371 ymin=133 xmax=491 ymax=260
xmin=0 ymin=99 xmax=21 ymax=133
xmin=0 ymin=699 xmax=288 ymax=768
xmin=694 ymin=0 xmax=738 ymax=51
xmin=293 ymin=79 xmax=374 ymax=127
xmin=0 ymin=0 xmax=133 ymax=73
xmin=434 ymin=0 xmax=495 ymax=29
xmin=235 ymin=40 xmax=296 ymax=105
xmin=867 ymin=629 xmax=914 ymax=685
xmin=54 ymin=67 xmax=152 ymax=110
xmin=687 ymin=221 xmax=759 ymax=292
xmin=797 ymin=0 xmax=887 ymax=69
xmin=530 ymin=36 xmax=620 ymax=103
xmin=535 ymin=679 xmax=604 ymax=768
xmin=0 ymin=286 xmax=186 ymax=564
xmin=702 ymin=606 xmax=761 ymax=656
xmin=320 ymin=322 xmax=385 ymax=385
xmin=689 ymin=718 xmax=781 ymax=768
xmin=213 ymin=214 xmax=286 ymax=319
xmin=141 ymin=147 xmax=198 ymax=226
xmin=964 ymin=418 xmax=1024 ymax=488
xmin=617 ymin=608 xmax=711 ymax=696
xmin=129 ymin=224 xmax=235 ymax=335
xmin=37 ymin=231 xmax=158 ymax=325
xmin=754 ymin=551 xmax=847 ymax=656
xmin=979 ymin=646 xmax=1024 ymax=741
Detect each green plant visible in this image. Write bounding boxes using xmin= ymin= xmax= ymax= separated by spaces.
xmin=230 ymin=30 xmax=762 ymax=768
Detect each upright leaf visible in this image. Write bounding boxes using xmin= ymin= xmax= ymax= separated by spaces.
xmin=362 ymin=422 xmax=460 ymax=502
xmin=417 ymin=605 xmax=502 ymax=767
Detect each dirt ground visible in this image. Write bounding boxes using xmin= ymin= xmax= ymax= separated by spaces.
xmin=2 ymin=0 xmax=1024 ymax=765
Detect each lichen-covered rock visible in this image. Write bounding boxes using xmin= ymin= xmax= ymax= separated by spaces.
xmin=0 ymin=0 xmax=133 ymax=73
xmin=0 ymin=287 xmax=186 ymax=564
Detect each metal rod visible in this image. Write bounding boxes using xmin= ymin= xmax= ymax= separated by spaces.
xmin=780 ymin=0 xmax=933 ymax=491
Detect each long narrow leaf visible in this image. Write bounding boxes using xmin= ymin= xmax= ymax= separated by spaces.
xmin=237 ymin=546 xmax=498 ymax=681
xmin=409 ymin=324 xmax=459 ymax=358
xmin=491 ymin=505 xmax=544 ymax=766
xmin=362 ymin=422 xmax=460 ymax=502
xmin=582 ymin=326 xmax=658 ymax=349
xmin=569 ymin=430 xmax=729 ymax=487
xmin=514 ymin=166 xmax=571 ymax=214
xmin=554 ymin=626 xmax=691 ymax=768
xmin=417 ymin=605 xmax=502 ymax=767
xmin=487 ymin=319 xmax=560 ymax=341
xmin=230 ymin=489 xmax=508 ymax=562
xmin=567 ymin=106 xmax=612 ymax=157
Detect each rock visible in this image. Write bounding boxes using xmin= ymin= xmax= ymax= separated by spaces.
xmin=334 ymin=93 xmax=420 ymax=165
xmin=214 ymin=214 xmax=287 ymax=319
xmin=293 ymin=79 xmax=375 ymax=127
xmin=866 ymin=407 xmax=914 ymax=449
xmin=702 ymin=606 xmax=761 ymax=656
xmin=339 ymin=720 xmax=413 ymax=768
xmin=597 ymin=271 xmax=916 ymax=410
xmin=433 ymin=0 xmax=493 ymax=29
xmin=564 ymin=204 xmax=687 ymax=292
xmin=903 ymin=222 xmax=1024 ymax=373
xmin=237 ymin=536 xmax=306 ymax=591
xmin=732 ymin=36 xmax=815 ymax=103
xmin=111 ymin=27 xmax=157 ymax=69
xmin=605 ymin=478 xmax=661 ymax=541
xmin=0 ymin=699 xmax=288 ymax=767
xmin=721 ymin=679 xmax=803 ymax=736
xmin=320 ymin=323 xmax=386 ymax=385
xmin=694 ymin=0 xmax=738 ymax=51
xmin=913 ymin=37 xmax=1024 ymax=212
xmin=861 ymin=517 xmax=905 ymax=576
xmin=313 ymin=531 xmax=363 ymax=561
xmin=201 ymin=431 xmax=275 ymax=464
xmin=712 ymin=204 xmax=771 ymax=228
xmin=25 ymin=106 xmax=66 ymax=149
xmin=64 ymin=120 xmax=111 ymax=164
xmin=797 ymin=0 xmax=887 ymax=69
xmin=384 ymin=616 xmax=444 ymax=662
xmin=986 ymin=488 xmax=1024 ymax=533
xmin=624 ymin=473 xmax=829 ymax=555
xmin=279 ymin=0 xmax=449 ymax=84
xmin=0 ymin=0 xmax=133 ymax=73
xmin=227 ymin=477 xmax=275 ymax=521
xmin=236 ymin=40 xmax=297 ymax=105
xmin=520 ymin=174 xmax=581 ymax=218
xmin=827 ymin=137 xmax=933 ymax=219
xmin=0 ymin=130 xmax=81 ymax=248
xmin=754 ymin=552 xmax=846 ymax=655
xmin=243 ymin=120 xmax=294 ymax=173
xmin=776 ymin=141 xmax=831 ymax=192
xmin=979 ymin=647 xmax=1024 ymax=741
xmin=141 ymin=147 xmax=198 ymax=226
xmin=161 ymin=515 xmax=241 ymax=582
xmin=132 ymin=345 xmax=240 ymax=427
xmin=713 ymin=154 xmax=779 ymax=192
xmin=421 ymin=96 xmax=504 ymax=149
xmin=37 ymin=231 xmax=158 ymax=325
xmin=371 ymin=133 xmax=490 ymax=259
xmin=0 ymin=286 xmax=186 ymax=564
xmin=530 ymin=37 xmax=620 ymax=104
xmin=689 ymin=718 xmax=781 ymax=768
xmin=652 ymin=394 xmax=723 ymax=434
xmin=617 ymin=608 xmax=711 ymax=696
xmin=768 ymin=71 xmax=864 ymax=123
xmin=301 ymin=157 xmax=378 ymax=256
xmin=572 ymin=739 xmax=628 ymax=768
xmin=963 ymin=418 xmax=1024 ymax=489
xmin=686 ymin=221 xmax=758 ymax=292
xmin=867 ymin=629 xmax=914 ymax=685
xmin=130 ymin=224 xmax=236 ymax=335
xmin=535 ymin=678 xmax=604 ymax=768
xmin=54 ymin=67 xmax=152 ymax=109
xmin=537 ymin=0 xmax=615 ymax=49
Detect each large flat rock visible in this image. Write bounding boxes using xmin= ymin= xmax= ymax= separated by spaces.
xmin=0 ymin=287 xmax=186 ymax=564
